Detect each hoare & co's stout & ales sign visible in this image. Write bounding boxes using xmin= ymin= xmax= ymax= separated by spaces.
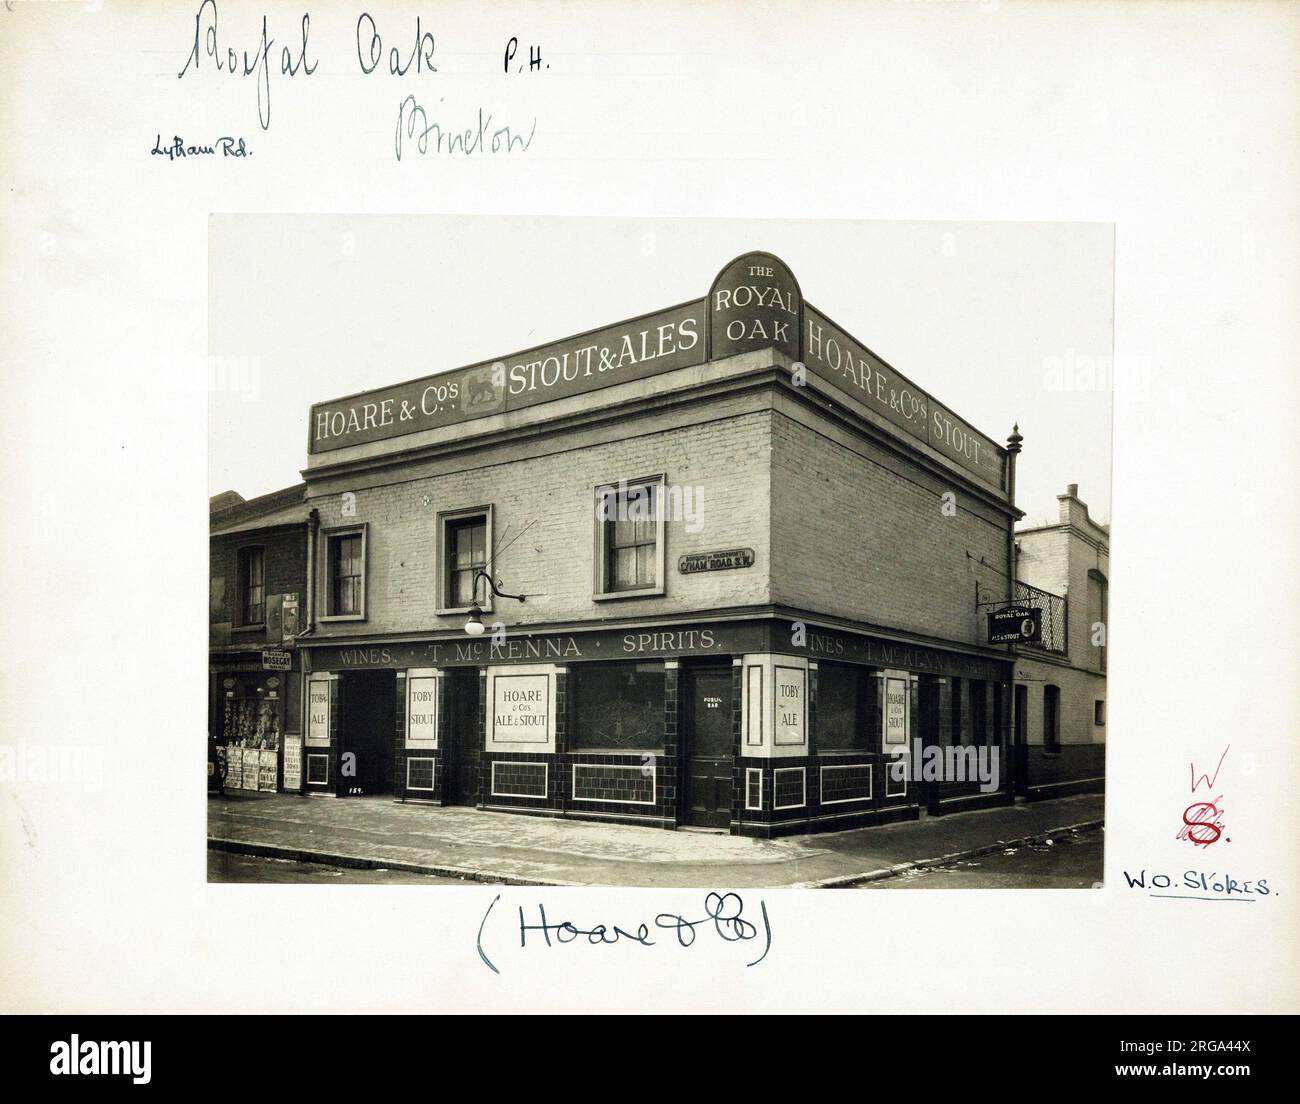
xmin=310 ymin=301 xmax=706 ymax=453
xmin=307 ymin=250 xmax=1006 ymax=500
xmin=492 ymin=674 xmax=549 ymax=740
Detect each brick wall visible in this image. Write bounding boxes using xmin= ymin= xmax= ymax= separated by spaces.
xmin=306 ymin=410 xmax=774 ymax=639
xmin=210 ymin=526 xmax=307 ymax=645
xmin=770 ymin=407 xmax=1012 ymax=647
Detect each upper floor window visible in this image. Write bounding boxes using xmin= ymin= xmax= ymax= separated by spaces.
xmin=437 ymin=506 xmax=493 ymax=614
xmin=324 ymin=526 xmax=366 ymax=620
xmin=238 ymin=546 xmax=265 ymax=626
xmin=447 ymin=517 xmax=487 ymax=606
xmin=594 ymin=475 xmax=666 ymax=599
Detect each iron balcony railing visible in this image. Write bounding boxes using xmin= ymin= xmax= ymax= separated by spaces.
xmin=1014 ymin=579 xmax=1068 ymax=654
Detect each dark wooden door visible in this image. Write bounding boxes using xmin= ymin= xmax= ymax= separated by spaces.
xmin=682 ymin=666 xmax=733 ymax=828
xmin=447 ymin=669 xmax=481 ymax=806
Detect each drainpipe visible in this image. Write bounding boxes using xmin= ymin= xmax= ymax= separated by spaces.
xmin=1004 ymin=426 xmax=1023 ymax=798
xmin=305 ymin=508 xmax=320 ymax=632
xmin=1005 ymin=424 xmax=1022 ymax=605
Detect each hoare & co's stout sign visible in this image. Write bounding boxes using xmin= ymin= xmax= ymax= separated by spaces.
xmin=800 ymin=305 xmax=1005 ymax=492
xmin=492 ymin=674 xmax=549 ymax=741
xmin=310 ymin=300 xmax=706 ymax=454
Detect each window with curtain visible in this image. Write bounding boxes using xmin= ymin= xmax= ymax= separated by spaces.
xmin=446 ymin=515 xmax=487 ymax=607
xmin=239 ymin=547 xmax=264 ymax=626
xmin=596 ymin=478 xmax=662 ymax=595
xmin=329 ymin=533 xmax=363 ymax=616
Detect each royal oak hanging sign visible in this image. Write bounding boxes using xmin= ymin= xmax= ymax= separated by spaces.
xmin=987 ymin=604 xmax=1042 ymax=644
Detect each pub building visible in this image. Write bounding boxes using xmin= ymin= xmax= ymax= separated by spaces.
xmin=289 ymin=251 xmax=1026 ymax=836
xmin=208 ymin=485 xmax=309 ymax=793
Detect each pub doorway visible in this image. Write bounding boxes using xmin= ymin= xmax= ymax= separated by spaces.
xmin=338 ymin=670 xmax=396 ymax=796
xmin=681 ymin=662 xmax=733 ymax=829
xmin=443 ymin=668 xmax=482 ymax=807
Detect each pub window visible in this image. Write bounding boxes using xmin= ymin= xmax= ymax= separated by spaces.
xmin=446 ymin=515 xmax=487 ymax=607
xmin=1094 ymin=699 xmax=1105 ymax=726
xmin=970 ymin=680 xmax=987 ymax=746
xmin=569 ymin=662 xmax=665 ymax=751
xmin=817 ymin=662 xmax=870 ymax=752
xmin=1044 ymin=684 xmax=1061 ymax=752
xmin=323 ymin=526 xmax=366 ymax=620
xmin=238 ymin=546 xmax=265 ymax=626
xmin=594 ymin=475 xmax=666 ymax=598
xmin=950 ymin=676 xmax=964 ymax=746
xmin=436 ymin=505 xmax=494 ymax=614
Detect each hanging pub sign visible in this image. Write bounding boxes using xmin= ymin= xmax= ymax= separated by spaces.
xmin=261 ymin=650 xmax=292 ymax=671
xmin=678 ymin=548 xmax=755 ymax=574
xmin=988 ymin=604 xmax=1042 ymax=644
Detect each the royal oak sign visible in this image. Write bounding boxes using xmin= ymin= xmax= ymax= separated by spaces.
xmin=987 ymin=604 xmax=1042 ymax=644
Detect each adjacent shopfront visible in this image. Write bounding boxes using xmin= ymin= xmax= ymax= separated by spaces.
xmin=209 ymin=648 xmax=304 ymax=793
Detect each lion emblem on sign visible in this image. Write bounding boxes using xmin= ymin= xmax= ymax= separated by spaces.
xmin=461 ymin=362 xmax=505 ymax=415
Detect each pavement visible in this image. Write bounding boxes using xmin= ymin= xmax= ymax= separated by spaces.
xmin=209 ymin=851 xmax=469 ymax=885
xmin=208 ymin=790 xmax=1104 ymax=888
xmin=859 ymin=827 xmax=1103 ymax=889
